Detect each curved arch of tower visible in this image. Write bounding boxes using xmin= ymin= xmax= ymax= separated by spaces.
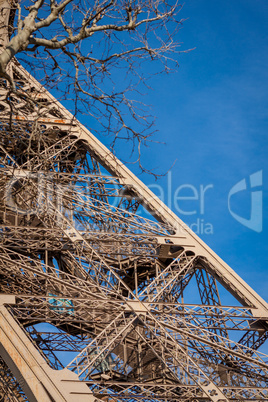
xmin=0 ymin=3 xmax=267 ymax=401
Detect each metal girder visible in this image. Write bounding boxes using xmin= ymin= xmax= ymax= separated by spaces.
xmin=0 ymin=8 xmax=267 ymax=400
xmin=0 ymin=296 xmax=95 ymax=401
xmin=0 ymin=355 xmax=26 ymax=401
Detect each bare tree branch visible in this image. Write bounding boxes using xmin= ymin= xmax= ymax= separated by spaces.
xmin=0 ymin=0 xmax=186 ymax=174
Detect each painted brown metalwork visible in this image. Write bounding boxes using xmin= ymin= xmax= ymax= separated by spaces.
xmin=0 ymin=2 xmax=267 ymax=401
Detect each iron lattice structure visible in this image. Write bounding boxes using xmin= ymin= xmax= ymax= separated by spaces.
xmin=0 ymin=6 xmax=268 ymax=402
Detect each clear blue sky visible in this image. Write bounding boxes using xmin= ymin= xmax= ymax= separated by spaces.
xmin=34 ymin=0 xmax=267 ymax=302
xmin=23 ymin=0 xmax=268 ymax=360
xmin=114 ymin=0 xmax=268 ymax=301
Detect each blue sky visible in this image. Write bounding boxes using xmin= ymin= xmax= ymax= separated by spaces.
xmin=33 ymin=0 xmax=267 ymax=304
xmin=26 ymin=1 xmax=267 ymax=302
xmin=18 ymin=0 xmax=268 ymax=360
xmin=157 ymin=0 xmax=267 ymax=301
xmin=57 ymin=0 xmax=267 ymax=302
xmin=120 ymin=0 xmax=268 ymax=301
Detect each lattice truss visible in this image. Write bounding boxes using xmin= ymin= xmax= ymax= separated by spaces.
xmin=0 ymin=42 xmax=268 ymax=402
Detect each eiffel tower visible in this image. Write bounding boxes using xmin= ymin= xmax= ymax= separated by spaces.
xmin=0 ymin=2 xmax=267 ymax=402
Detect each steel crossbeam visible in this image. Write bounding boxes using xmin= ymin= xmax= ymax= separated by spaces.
xmin=0 ymin=356 xmax=26 ymax=401
xmin=0 ymin=23 xmax=267 ymax=400
xmin=67 ymin=312 xmax=138 ymax=377
xmin=138 ymin=252 xmax=196 ymax=302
